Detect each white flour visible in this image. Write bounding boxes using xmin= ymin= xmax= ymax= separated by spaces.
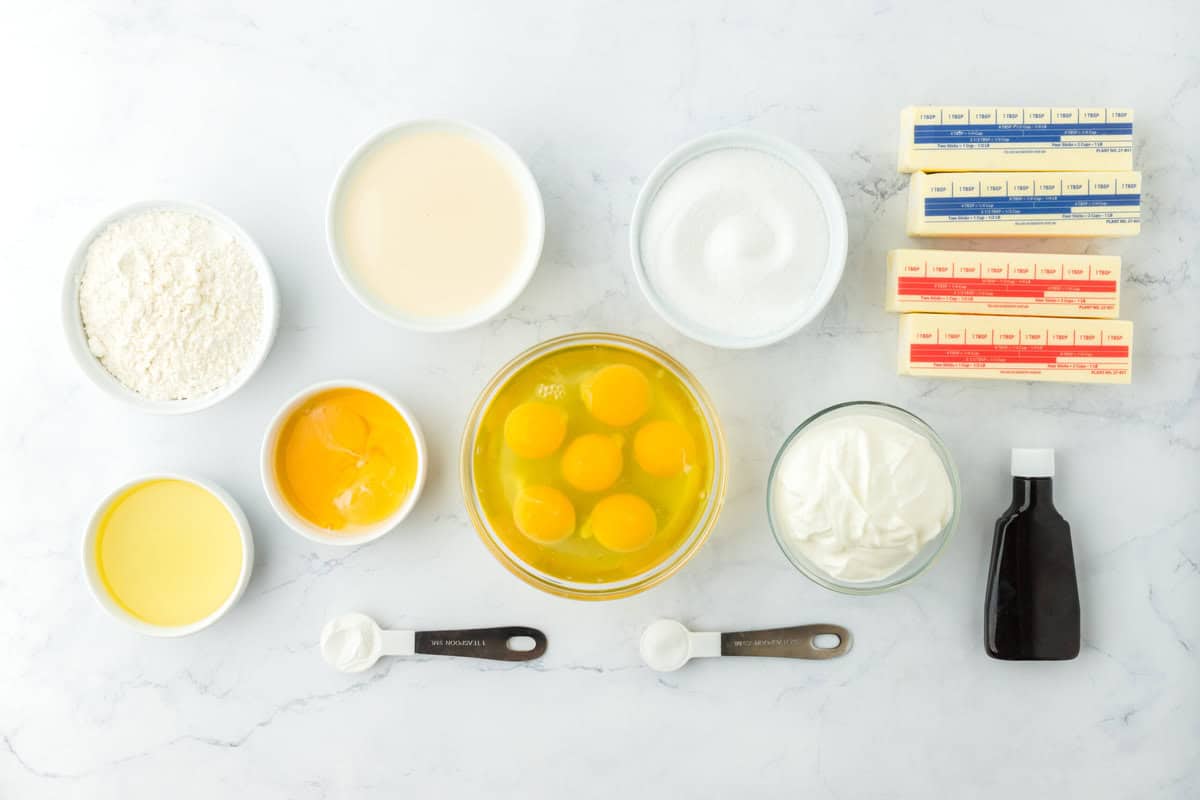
xmin=78 ymin=209 xmax=264 ymax=401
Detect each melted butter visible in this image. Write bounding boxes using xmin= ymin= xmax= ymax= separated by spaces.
xmin=95 ymin=479 xmax=243 ymax=627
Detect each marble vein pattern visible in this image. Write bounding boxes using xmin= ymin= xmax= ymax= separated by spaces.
xmin=1 ymin=1 xmax=1197 ymax=797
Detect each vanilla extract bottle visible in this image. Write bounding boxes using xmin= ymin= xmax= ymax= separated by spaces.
xmin=984 ymin=449 xmax=1081 ymax=661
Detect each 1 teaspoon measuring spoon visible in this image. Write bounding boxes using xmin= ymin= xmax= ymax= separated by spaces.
xmin=639 ymin=619 xmax=852 ymax=672
xmin=320 ymin=612 xmax=547 ymax=672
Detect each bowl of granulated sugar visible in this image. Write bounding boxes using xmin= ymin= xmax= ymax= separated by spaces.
xmin=62 ymin=201 xmax=279 ymax=414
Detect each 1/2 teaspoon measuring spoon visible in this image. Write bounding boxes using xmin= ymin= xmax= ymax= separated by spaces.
xmin=320 ymin=612 xmax=547 ymax=672
xmin=640 ymin=619 xmax=852 ymax=672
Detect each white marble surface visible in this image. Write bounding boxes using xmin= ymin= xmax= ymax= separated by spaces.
xmin=2 ymin=2 xmax=1197 ymax=797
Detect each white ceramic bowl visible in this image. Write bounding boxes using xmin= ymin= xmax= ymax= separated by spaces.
xmin=261 ymin=379 xmax=429 ymax=547
xmin=326 ymin=119 xmax=545 ymax=332
xmin=629 ymin=130 xmax=848 ymax=349
xmin=82 ymin=474 xmax=255 ymax=637
xmin=62 ymin=200 xmax=280 ymax=414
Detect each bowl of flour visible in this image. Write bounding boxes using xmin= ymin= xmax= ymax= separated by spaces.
xmin=62 ymin=201 xmax=279 ymax=413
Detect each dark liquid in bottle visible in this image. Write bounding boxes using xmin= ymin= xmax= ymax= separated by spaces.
xmin=985 ymin=476 xmax=1080 ymax=660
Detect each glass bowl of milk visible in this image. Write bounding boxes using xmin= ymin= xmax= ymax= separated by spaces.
xmin=327 ymin=120 xmax=545 ymax=332
xmin=630 ymin=130 xmax=848 ymax=349
xmin=766 ymin=401 xmax=961 ymax=594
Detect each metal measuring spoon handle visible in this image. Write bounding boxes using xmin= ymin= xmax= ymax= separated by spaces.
xmin=414 ymin=626 xmax=547 ymax=661
xmin=720 ymin=624 xmax=852 ymax=660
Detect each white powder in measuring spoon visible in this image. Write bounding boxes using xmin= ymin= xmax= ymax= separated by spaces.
xmin=78 ymin=209 xmax=264 ymax=401
xmin=639 ymin=147 xmax=829 ymax=341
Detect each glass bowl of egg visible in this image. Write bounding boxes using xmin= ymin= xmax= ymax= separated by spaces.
xmin=461 ymin=333 xmax=728 ymax=600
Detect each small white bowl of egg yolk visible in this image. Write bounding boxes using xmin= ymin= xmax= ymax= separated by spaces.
xmin=461 ymin=333 xmax=728 ymax=601
xmin=261 ymin=380 xmax=428 ymax=547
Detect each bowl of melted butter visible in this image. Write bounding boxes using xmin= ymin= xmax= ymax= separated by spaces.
xmin=461 ymin=333 xmax=727 ymax=600
xmin=83 ymin=474 xmax=254 ymax=637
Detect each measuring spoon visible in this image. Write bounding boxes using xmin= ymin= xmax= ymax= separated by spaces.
xmin=639 ymin=619 xmax=852 ymax=672
xmin=320 ymin=612 xmax=547 ymax=672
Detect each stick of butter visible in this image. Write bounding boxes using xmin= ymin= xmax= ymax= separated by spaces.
xmin=898 ymin=313 xmax=1133 ymax=384
xmin=886 ymin=249 xmax=1120 ymax=318
xmin=898 ymin=106 xmax=1134 ymax=173
xmin=907 ymin=172 xmax=1141 ymax=238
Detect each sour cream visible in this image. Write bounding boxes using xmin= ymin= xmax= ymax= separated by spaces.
xmin=770 ymin=414 xmax=954 ymax=583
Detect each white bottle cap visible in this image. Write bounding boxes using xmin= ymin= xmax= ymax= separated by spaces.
xmin=1011 ymin=448 xmax=1055 ymax=478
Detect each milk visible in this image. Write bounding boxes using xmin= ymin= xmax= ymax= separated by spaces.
xmin=333 ymin=126 xmax=534 ymax=321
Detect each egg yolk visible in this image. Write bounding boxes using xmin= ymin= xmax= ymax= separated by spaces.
xmin=512 ymin=485 xmax=576 ymax=544
xmin=274 ymin=388 xmax=419 ymax=531
xmin=590 ymin=493 xmax=657 ymax=552
xmin=561 ymin=434 xmax=623 ymax=492
xmin=634 ymin=420 xmax=696 ymax=478
xmin=581 ymin=364 xmax=650 ymax=427
xmin=503 ymin=402 xmax=567 ymax=459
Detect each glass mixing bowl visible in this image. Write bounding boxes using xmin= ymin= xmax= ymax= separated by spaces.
xmin=461 ymin=333 xmax=728 ymax=600
xmin=766 ymin=401 xmax=961 ymax=595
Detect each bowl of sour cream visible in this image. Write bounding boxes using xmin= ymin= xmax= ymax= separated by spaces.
xmin=767 ymin=401 xmax=961 ymax=594
xmin=630 ymin=130 xmax=848 ymax=349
